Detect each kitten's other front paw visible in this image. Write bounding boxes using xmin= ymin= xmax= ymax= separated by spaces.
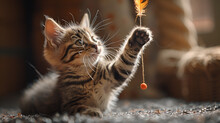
xmin=129 ymin=27 xmax=152 ymax=51
xmin=81 ymin=108 xmax=103 ymax=118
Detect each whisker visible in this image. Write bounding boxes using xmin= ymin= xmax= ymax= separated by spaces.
xmin=87 ymin=59 xmax=95 ymax=72
xmin=91 ymin=10 xmax=99 ymax=28
xmin=27 ymin=62 xmax=43 ymax=79
xmin=87 ymin=56 xmax=97 ymax=67
xmin=105 ymin=39 xmax=123 ymax=47
xmin=94 ymin=22 xmax=112 ymax=33
xmin=104 ymin=54 xmax=112 ymax=60
xmin=104 ymin=56 xmax=111 ymax=60
xmin=62 ymin=19 xmax=70 ymax=26
xmin=92 ymin=18 xmax=111 ymax=32
xmin=105 ymin=46 xmax=120 ymax=50
xmin=105 ymin=54 xmax=114 ymax=60
xmin=86 ymin=8 xmax=92 ymax=23
xmin=107 ymin=53 xmax=116 ymax=60
xmin=93 ymin=18 xmax=110 ymax=29
xmin=102 ymin=33 xmax=111 ymax=43
xmin=107 ymin=52 xmax=117 ymax=58
xmin=102 ymin=49 xmax=117 ymax=60
xmin=83 ymin=55 xmax=94 ymax=80
xmin=103 ymin=30 xmax=120 ymax=45
xmin=69 ymin=13 xmax=76 ymax=23
xmin=107 ymin=49 xmax=117 ymax=54
xmin=95 ymin=21 xmax=112 ymax=29
xmin=106 ymin=50 xmax=118 ymax=56
xmin=93 ymin=27 xmax=106 ymax=32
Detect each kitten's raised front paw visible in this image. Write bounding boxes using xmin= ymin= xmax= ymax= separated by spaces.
xmin=129 ymin=27 xmax=152 ymax=51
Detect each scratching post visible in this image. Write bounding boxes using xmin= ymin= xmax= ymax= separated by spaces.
xmin=154 ymin=0 xmax=198 ymax=50
xmin=154 ymin=0 xmax=198 ymax=98
xmin=154 ymin=0 xmax=220 ymax=101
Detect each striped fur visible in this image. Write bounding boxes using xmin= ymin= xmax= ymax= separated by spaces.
xmin=20 ymin=13 xmax=153 ymax=118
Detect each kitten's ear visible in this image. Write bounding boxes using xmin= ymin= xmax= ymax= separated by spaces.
xmin=80 ymin=13 xmax=90 ymax=28
xmin=44 ymin=16 xmax=65 ymax=47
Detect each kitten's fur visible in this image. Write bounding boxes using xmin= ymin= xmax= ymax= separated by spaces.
xmin=20 ymin=13 xmax=152 ymax=117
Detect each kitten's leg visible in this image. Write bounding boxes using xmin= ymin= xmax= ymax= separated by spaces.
xmin=59 ymin=87 xmax=103 ymax=118
xmin=108 ymin=27 xmax=152 ymax=87
xmin=81 ymin=106 xmax=103 ymax=118
xmin=63 ymin=104 xmax=103 ymax=118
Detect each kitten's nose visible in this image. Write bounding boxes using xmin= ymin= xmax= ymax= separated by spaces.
xmin=91 ymin=45 xmax=98 ymax=52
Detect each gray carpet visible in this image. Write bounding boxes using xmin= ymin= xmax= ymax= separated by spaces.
xmin=0 ymin=98 xmax=219 ymax=123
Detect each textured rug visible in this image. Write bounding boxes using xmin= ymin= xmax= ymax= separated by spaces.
xmin=0 ymin=98 xmax=219 ymax=123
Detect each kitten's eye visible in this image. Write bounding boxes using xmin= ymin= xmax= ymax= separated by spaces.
xmin=71 ymin=35 xmax=77 ymax=39
xmin=75 ymin=39 xmax=83 ymax=46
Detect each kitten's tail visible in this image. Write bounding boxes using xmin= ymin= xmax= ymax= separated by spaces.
xmin=20 ymin=73 xmax=60 ymax=115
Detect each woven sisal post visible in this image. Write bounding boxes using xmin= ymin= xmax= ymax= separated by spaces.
xmin=154 ymin=0 xmax=220 ymax=101
xmin=154 ymin=0 xmax=198 ymax=50
xmin=177 ymin=47 xmax=220 ymax=101
xmin=154 ymin=0 xmax=198 ymax=98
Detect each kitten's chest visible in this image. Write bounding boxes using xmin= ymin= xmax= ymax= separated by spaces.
xmin=93 ymin=81 xmax=113 ymax=111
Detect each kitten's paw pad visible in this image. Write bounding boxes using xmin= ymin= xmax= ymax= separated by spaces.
xmin=133 ymin=28 xmax=150 ymax=45
xmin=129 ymin=27 xmax=152 ymax=49
xmin=82 ymin=109 xmax=103 ymax=118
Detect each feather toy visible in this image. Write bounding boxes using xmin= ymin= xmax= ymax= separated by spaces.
xmin=134 ymin=0 xmax=149 ymax=90
xmin=134 ymin=0 xmax=149 ymax=26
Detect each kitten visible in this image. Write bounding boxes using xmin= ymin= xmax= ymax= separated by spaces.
xmin=20 ymin=13 xmax=152 ymax=117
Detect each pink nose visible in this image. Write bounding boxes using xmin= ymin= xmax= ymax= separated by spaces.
xmin=91 ymin=45 xmax=98 ymax=52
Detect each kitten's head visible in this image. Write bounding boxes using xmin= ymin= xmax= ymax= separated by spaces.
xmin=43 ymin=13 xmax=104 ymax=71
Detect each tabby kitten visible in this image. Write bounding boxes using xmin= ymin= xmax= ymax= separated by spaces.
xmin=20 ymin=13 xmax=152 ymax=117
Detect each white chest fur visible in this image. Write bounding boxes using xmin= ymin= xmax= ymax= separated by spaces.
xmin=93 ymin=80 xmax=118 ymax=112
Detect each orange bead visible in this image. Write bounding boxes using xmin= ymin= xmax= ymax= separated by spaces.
xmin=140 ymin=83 xmax=147 ymax=90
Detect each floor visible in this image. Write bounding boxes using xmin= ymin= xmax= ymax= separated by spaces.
xmin=0 ymin=98 xmax=219 ymax=123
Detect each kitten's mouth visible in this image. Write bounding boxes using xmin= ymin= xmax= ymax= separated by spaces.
xmin=91 ymin=53 xmax=98 ymax=57
xmin=91 ymin=50 xmax=100 ymax=57
xmin=90 ymin=49 xmax=101 ymax=59
xmin=87 ymin=45 xmax=101 ymax=59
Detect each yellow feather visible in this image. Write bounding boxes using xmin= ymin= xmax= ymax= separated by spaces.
xmin=134 ymin=0 xmax=149 ymax=17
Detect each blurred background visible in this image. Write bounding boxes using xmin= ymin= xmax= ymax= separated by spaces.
xmin=0 ymin=0 xmax=219 ymax=102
